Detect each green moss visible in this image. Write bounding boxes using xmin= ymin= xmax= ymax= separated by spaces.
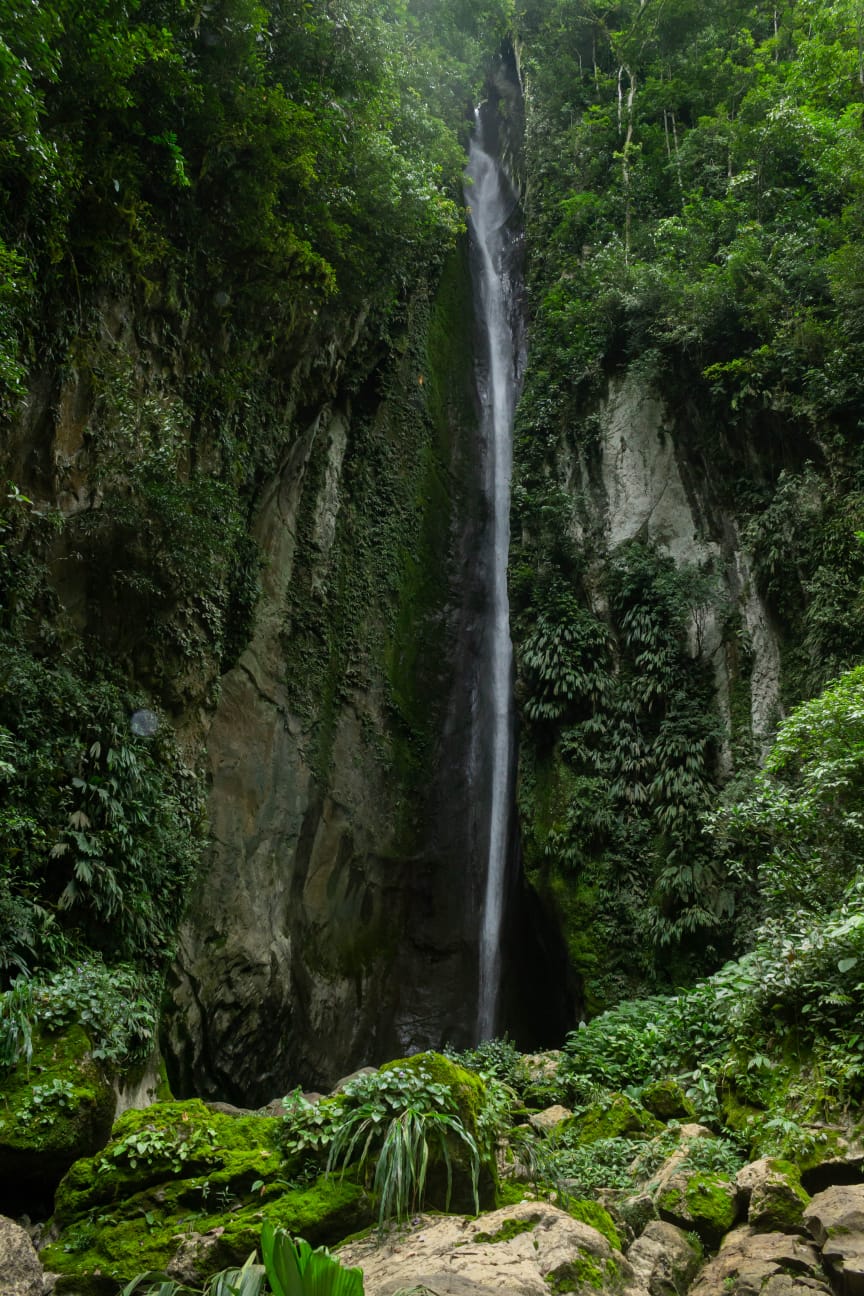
xmin=565 ymin=1199 xmax=621 ymax=1251
xmin=474 ymin=1216 xmax=537 ymax=1244
xmin=568 ymin=1094 xmax=663 ymax=1144
xmin=53 ymin=1099 xmax=285 ymax=1225
xmin=379 ymin=1053 xmax=486 ymax=1135
xmin=545 ymin=1255 xmax=623 ymax=1293
xmin=44 ymin=1169 xmax=368 ymax=1284
xmin=0 ymin=1025 xmax=115 ymax=1200
xmin=659 ymin=1170 xmax=738 ymax=1247
xmin=640 ymin=1080 xmax=696 ymax=1122
xmin=497 ymin=1180 xmax=533 ymax=1208
xmin=748 ymin=1161 xmax=810 ymax=1232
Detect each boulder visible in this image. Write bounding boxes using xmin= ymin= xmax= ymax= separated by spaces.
xmin=528 ymin=1105 xmax=573 ymax=1135
xmin=0 ymin=1027 xmax=115 ymax=1218
xmin=0 ymin=1216 xmax=45 ymax=1296
xmin=626 ymin=1220 xmax=702 ymax=1296
xmin=804 ymin=1185 xmax=864 ymax=1295
xmin=736 ymin=1159 xmax=809 ymax=1233
xmin=688 ymin=1226 xmax=829 ymax=1296
xmin=655 ymin=1169 xmax=739 ymax=1248
xmin=338 ymin=1202 xmax=640 ymax=1296
xmin=570 ymin=1094 xmax=664 ymax=1144
xmin=640 ymin=1081 xmax=696 ymax=1123
xmin=39 ymin=1099 xmax=369 ymax=1289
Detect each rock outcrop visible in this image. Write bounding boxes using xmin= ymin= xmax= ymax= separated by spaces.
xmin=337 ymin=1202 xmax=639 ymax=1296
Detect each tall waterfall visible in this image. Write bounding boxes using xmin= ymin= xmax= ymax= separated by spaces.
xmin=466 ymin=110 xmax=523 ymax=1040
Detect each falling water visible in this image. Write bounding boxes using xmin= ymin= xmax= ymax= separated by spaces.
xmin=466 ymin=110 xmax=522 ymax=1041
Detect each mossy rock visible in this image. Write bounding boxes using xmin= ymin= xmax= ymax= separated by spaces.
xmin=656 ymin=1169 xmax=739 ymax=1248
xmin=53 ymin=1098 xmax=288 ymax=1224
xmin=46 ymin=1098 xmax=372 ymax=1286
xmin=565 ymin=1199 xmax=622 ymax=1251
xmin=43 ymin=1173 xmax=367 ymax=1287
xmin=640 ymin=1080 xmax=696 ymax=1123
xmin=748 ymin=1159 xmax=810 ymax=1233
xmin=379 ymin=1052 xmax=497 ymax=1210
xmin=0 ymin=1025 xmax=115 ymax=1216
xmin=567 ymin=1094 xmax=663 ymax=1145
xmin=545 ymin=1253 xmax=629 ymax=1293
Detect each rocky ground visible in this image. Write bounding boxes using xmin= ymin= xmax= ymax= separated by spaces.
xmin=3 ymin=1039 xmax=864 ymax=1296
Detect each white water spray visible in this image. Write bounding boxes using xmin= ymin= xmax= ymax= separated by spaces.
xmin=466 ymin=112 xmax=521 ymax=1041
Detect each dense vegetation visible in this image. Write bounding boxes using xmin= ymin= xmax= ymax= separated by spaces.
xmin=511 ymin=0 xmax=864 ymax=1005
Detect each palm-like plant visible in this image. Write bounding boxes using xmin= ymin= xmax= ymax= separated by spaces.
xmin=326 ymin=1101 xmax=480 ymax=1226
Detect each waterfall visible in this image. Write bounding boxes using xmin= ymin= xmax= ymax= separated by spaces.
xmin=466 ymin=110 xmax=523 ymax=1041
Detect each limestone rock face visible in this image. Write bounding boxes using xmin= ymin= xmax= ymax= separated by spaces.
xmin=688 ymin=1227 xmax=829 ymax=1296
xmin=0 ymin=1217 xmax=45 ymax=1296
xmin=337 ymin=1202 xmax=639 ymax=1296
xmin=626 ymin=1220 xmax=702 ymax=1296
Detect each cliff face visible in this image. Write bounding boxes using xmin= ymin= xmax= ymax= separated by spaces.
xmin=165 ymin=258 xmax=500 ymax=1100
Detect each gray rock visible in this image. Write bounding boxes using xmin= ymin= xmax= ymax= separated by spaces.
xmin=804 ymin=1185 xmax=864 ymax=1295
xmin=0 ymin=1215 xmax=45 ymax=1296
xmin=332 ymin=1067 xmax=378 ymax=1093
xmin=743 ymin=1160 xmax=809 ymax=1234
xmin=626 ymin=1219 xmax=702 ymax=1296
xmin=689 ymin=1226 xmax=829 ymax=1296
xmin=338 ymin=1202 xmax=641 ymax=1296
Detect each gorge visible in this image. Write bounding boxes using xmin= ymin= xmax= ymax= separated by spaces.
xmin=3 ymin=0 xmax=864 ymax=1290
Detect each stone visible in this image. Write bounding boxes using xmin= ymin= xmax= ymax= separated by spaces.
xmin=528 ymin=1104 xmax=573 ymax=1135
xmin=332 ymin=1066 xmax=378 ymax=1092
xmin=571 ymin=1093 xmax=664 ymax=1144
xmin=626 ymin=1220 xmax=702 ymax=1296
xmin=655 ymin=1169 xmax=739 ymax=1248
xmin=639 ymin=1081 xmax=696 ymax=1123
xmin=338 ymin=1202 xmax=641 ymax=1296
xmin=804 ymin=1185 xmax=864 ymax=1295
xmin=803 ymin=1184 xmax=864 ymax=1247
xmin=0 ymin=1027 xmax=116 ymax=1218
xmin=0 ymin=1216 xmax=45 ymax=1296
xmin=736 ymin=1159 xmax=809 ymax=1234
xmin=688 ymin=1227 xmax=829 ymax=1296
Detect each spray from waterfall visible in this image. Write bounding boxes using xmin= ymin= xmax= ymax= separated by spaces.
xmin=466 ymin=109 xmax=522 ymax=1041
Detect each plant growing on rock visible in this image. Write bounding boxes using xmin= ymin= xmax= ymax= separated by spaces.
xmin=323 ymin=1065 xmax=481 ymax=1225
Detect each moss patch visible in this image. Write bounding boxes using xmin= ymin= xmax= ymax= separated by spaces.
xmin=565 ymin=1199 xmax=622 ymax=1251
xmin=640 ymin=1080 xmax=696 ymax=1122
xmin=568 ymin=1094 xmax=663 ymax=1145
xmin=0 ymin=1025 xmax=115 ymax=1213
xmin=474 ymin=1216 xmax=538 ymax=1244
xmin=545 ymin=1254 xmax=624 ymax=1293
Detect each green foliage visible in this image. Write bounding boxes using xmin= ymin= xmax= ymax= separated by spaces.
xmin=515 ymin=543 xmax=728 ymax=999
xmin=260 ymin=1221 xmax=364 ymax=1296
xmin=100 ymin=1120 xmax=218 ymax=1176
xmin=15 ymin=1076 xmax=77 ymax=1129
xmin=709 ymin=663 xmax=864 ymax=915
xmin=121 ymin=1223 xmax=364 ymax=1296
xmin=281 ymin=1062 xmax=482 ymax=1227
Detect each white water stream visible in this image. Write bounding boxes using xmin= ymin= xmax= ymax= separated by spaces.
xmin=466 ymin=114 xmax=521 ymax=1041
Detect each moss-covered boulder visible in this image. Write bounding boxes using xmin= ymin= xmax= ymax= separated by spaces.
xmin=656 ymin=1169 xmax=740 ymax=1248
xmin=0 ymin=1026 xmax=115 ymax=1216
xmin=737 ymin=1158 xmax=810 ymax=1234
xmin=640 ymin=1080 xmax=696 ymax=1123
xmin=378 ymin=1052 xmax=497 ymax=1211
xmin=42 ymin=1099 xmax=371 ymax=1290
xmin=566 ymin=1093 xmax=664 ymax=1145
